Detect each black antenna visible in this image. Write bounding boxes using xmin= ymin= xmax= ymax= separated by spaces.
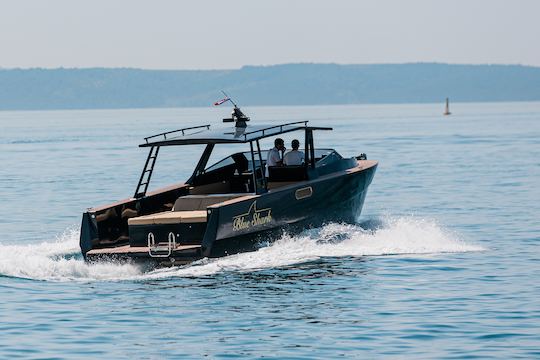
xmin=221 ymin=90 xmax=238 ymax=108
xmin=221 ymin=91 xmax=250 ymax=128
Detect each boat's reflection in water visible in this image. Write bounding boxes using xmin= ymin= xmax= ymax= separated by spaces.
xmin=138 ymin=257 xmax=371 ymax=293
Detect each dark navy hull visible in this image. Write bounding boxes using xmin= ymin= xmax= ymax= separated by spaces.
xmin=206 ymin=162 xmax=376 ymax=258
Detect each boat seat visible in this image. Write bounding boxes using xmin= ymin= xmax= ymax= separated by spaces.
xmin=128 ymin=210 xmax=207 ymax=225
xmin=268 ymin=166 xmax=307 ymax=182
xmin=267 ymin=181 xmax=299 ymax=190
xmin=173 ymin=194 xmax=243 ymax=211
xmin=189 ymin=181 xmax=231 ymax=195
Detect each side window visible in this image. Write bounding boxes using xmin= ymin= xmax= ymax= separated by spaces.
xmin=204 ymin=156 xmax=235 ymax=173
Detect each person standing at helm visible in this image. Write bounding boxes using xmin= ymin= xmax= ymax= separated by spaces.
xmin=283 ymin=139 xmax=304 ymax=166
xmin=266 ymin=138 xmax=285 ymax=177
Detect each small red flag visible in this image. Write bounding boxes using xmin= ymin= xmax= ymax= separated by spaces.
xmin=214 ymin=97 xmax=230 ymax=106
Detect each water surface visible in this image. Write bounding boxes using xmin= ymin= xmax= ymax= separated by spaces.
xmin=0 ymin=102 xmax=539 ymax=358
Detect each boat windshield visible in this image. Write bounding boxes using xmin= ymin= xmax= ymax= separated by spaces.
xmin=204 ymin=148 xmax=336 ymax=173
xmin=204 ymin=150 xmax=269 ymax=173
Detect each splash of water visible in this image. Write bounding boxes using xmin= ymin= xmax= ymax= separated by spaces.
xmin=0 ymin=227 xmax=141 ymax=281
xmin=145 ymin=216 xmax=484 ymax=279
xmin=0 ymin=216 xmax=483 ymax=282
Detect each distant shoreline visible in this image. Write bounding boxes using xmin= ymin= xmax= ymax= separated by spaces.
xmin=1 ymin=63 xmax=539 ymax=111
xmin=2 ymin=100 xmax=540 ymax=115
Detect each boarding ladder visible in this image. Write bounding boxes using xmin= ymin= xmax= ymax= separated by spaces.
xmin=134 ymin=146 xmax=159 ymax=198
xmin=147 ymin=232 xmax=177 ymax=258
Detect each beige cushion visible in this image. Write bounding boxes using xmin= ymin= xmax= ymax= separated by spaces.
xmin=173 ymin=197 xmax=204 ymax=211
xmin=173 ymin=194 xmax=243 ymax=211
xmin=128 ymin=210 xmax=207 ymax=225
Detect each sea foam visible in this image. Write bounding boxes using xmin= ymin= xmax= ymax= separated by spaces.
xmin=0 ymin=216 xmax=483 ymax=282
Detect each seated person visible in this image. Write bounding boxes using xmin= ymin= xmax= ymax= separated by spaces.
xmin=266 ymin=137 xmax=285 ymax=177
xmin=283 ymin=139 xmax=304 ymax=166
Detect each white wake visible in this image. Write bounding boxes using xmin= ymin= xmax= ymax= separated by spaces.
xmin=0 ymin=228 xmax=141 ymax=281
xmin=0 ymin=217 xmax=483 ymax=282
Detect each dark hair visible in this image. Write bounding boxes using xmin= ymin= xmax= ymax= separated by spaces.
xmin=291 ymin=139 xmax=300 ymax=149
xmin=274 ymin=138 xmax=284 ymax=147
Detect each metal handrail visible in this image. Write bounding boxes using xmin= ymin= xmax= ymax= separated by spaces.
xmin=241 ymin=121 xmax=308 ymax=140
xmin=148 ymin=232 xmax=177 ymax=258
xmin=144 ymin=124 xmax=211 ymax=143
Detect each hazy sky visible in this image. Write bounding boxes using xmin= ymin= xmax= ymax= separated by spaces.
xmin=1 ymin=0 xmax=539 ymax=69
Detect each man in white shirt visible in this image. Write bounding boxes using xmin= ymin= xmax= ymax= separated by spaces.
xmin=265 ymin=138 xmax=285 ymax=177
xmin=283 ymin=139 xmax=304 ymax=166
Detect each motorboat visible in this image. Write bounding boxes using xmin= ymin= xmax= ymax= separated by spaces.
xmin=80 ymin=106 xmax=377 ymax=266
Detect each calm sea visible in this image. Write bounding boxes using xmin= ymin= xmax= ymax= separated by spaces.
xmin=0 ymin=102 xmax=539 ymax=359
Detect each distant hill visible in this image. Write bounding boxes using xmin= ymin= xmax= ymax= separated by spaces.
xmin=1 ymin=63 xmax=539 ymax=110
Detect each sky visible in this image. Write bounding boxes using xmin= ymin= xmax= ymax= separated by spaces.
xmin=1 ymin=0 xmax=539 ymax=69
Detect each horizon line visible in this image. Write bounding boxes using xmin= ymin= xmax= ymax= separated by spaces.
xmin=2 ymin=99 xmax=540 ymax=114
xmin=1 ymin=61 xmax=539 ymax=71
